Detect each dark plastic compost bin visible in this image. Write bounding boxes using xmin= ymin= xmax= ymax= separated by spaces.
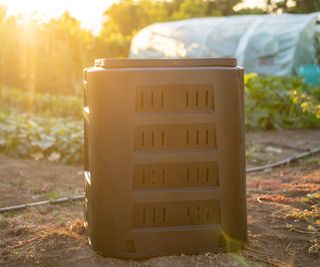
xmin=83 ymin=58 xmax=247 ymax=259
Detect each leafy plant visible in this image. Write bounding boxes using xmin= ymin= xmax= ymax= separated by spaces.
xmin=0 ymin=86 xmax=82 ymax=119
xmin=290 ymin=90 xmax=320 ymax=119
xmin=245 ymin=74 xmax=320 ymax=130
xmin=0 ymin=113 xmax=83 ymax=164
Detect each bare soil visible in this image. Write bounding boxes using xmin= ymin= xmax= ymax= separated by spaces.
xmin=0 ymin=130 xmax=319 ymax=267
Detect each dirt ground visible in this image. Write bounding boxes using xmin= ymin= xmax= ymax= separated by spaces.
xmin=0 ymin=130 xmax=319 ymax=267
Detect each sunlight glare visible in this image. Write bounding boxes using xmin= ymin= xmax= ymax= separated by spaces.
xmin=0 ymin=0 xmax=118 ymax=33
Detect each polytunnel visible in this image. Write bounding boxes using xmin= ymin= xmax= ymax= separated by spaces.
xmin=130 ymin=13 xmax=320 ymax=76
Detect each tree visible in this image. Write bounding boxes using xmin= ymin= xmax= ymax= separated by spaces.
xmin=0 ymin=6 xmax=24 ymax=89
xmin=32 ymin=12 xmax=94 ymax=94
xmin=172 ymin=0 xmax=213 ymax=19
xmin=265 ymin=0 xmax=320 ymax=13
xmin=99 ymin=0 xmax=171 ymax=58
xmin=101 ymin=0 xmax=169 ymax=37
xmin=207 ymin=0 xmax=242 ymax=16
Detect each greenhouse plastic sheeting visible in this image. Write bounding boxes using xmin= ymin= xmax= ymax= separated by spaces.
xmin=130 ymin=13 xmax=320 ymax=76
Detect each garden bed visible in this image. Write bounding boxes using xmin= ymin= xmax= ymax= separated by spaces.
xmin=0 ymin=129 xmax=319 ymax=266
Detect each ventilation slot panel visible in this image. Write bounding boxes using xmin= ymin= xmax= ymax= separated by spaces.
xmin=135 ymin=123 xmax=216 ymax=151
xmin=136 ymin=84 xmax=214 ymax=112
xmin=134 ymin=162 xmax=218 ymax=189
xmin=132 ymin=200 xmax=220 ymax=228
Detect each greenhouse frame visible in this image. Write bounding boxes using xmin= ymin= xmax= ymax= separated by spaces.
xmin=130 ymin=13 xmax=320 ymax=76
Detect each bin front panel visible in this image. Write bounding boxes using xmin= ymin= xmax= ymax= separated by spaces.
xmin=84 ymin=59 xmax=246 ymax=259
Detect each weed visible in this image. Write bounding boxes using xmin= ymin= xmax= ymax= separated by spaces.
xmin=308 ymin=240 xmax=320 ymax=256
xmin=0 ymin=215 xmax=9 ymax=228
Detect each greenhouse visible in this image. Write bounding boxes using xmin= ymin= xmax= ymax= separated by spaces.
xmin=130 ymin=13 xmax=320 ymax=76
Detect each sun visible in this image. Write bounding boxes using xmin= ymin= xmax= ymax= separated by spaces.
xmin=0 ymin=0 xmax=117 ymax=33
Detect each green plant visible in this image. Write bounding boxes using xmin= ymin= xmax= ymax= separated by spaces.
xmin=290 ymin=90 xmax=320 ymax=119
xmin=0 ymin=86 xmax=83 ymax=119
xmin=245 ymin=74 xmax=320 ymax=130
xmin=0 ymin=113 xmax=83 ymax=164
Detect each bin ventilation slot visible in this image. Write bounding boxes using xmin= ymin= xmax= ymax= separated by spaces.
xmin=136 ymin=84 xmax=214 ymax=112
xmin=135 ymin=123 xmax=216 ymax=151
xmin=133 ymin=162 xmax=218 ymax=189
xmin=84 ymin=200 xmax=88 ymax=223
xmin=132 ymin=200 xmax=220 ymax=228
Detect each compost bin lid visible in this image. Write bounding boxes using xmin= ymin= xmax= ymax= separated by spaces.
xmin=94 ymin=58 xmax=237 ymax=68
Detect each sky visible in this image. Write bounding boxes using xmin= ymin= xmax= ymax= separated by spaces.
xmin=0 ymin=0 xmax=119 ymax=33
xmin=0 ymin=0 xmax=265 ymax=33
xmin=235 ymin=0 xmax=265 ymax=10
